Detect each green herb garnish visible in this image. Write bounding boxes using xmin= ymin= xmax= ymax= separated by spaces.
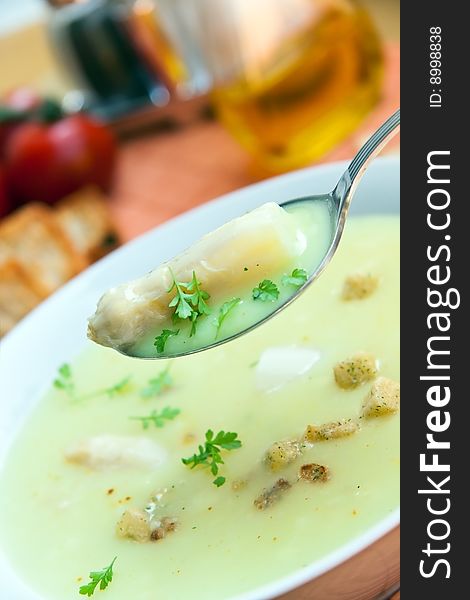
xmin=214 ymin=297 xmax=241 ymax=338
xmin=186 ymin=271 xmax=211 ymax=317
xmin=281 ymin=268 xmax=308 ymax=288
xmin=182 ymin=429 xmax=242 ymax=487
xmin=130 ymin=406 xmax=180 ymax=429
xmin=168 ymin=270 xmax=211 ymax=336
xmin=104 ymin=376 xmax=132 ymax=398
xmin=252 ymin=279 xmax=279 ymax=302
xmin=140 ymin=366 xmax=173 ymax=398
xmin=79 ymin=557 xmax=116 ymax=597
xmin=53 ymin=363 xmax=75 ymax=398
xmin=154 ymin=329 xmax=180 ymax=353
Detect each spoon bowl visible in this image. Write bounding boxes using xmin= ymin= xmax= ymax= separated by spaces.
xmin=92 ymin=109 xmax=400 ymax=359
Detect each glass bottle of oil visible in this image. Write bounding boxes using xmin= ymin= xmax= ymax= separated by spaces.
xmin=211 ymin=0 xmax=383 ymax=174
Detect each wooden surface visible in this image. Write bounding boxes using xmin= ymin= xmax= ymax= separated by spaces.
xmin=110 ymin=44 xmax=399 ymax=243
xmin=278 ymin=526 xmax=399 ymax=600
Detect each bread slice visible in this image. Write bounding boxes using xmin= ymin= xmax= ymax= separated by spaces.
xmin=0 ymin=260 xmax=46 ymax=336
xmin=55 ymin=187 xmax=119 ymax=262
xmin=0 ymin=203 xmax=85 ymax=296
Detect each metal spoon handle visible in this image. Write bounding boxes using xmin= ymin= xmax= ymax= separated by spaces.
xmin=332 ymin=108 xmax=400 ymax=215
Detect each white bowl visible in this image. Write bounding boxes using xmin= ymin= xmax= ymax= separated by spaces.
xmin=0 ymin=156 xmax=400 ymax=600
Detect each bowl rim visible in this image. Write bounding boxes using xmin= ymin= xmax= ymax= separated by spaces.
xmin=0 ymin=156 xmax=400 ymax=600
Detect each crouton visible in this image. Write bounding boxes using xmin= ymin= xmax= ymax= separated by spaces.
xmin=65 ymin=435 xmax=166 ymax=470
xmin=55 ymin=187 xmax=119 ymax=262
xmin=254 ymin=478 xmax=291 ymax=510
xmin=150 ymin=516 xmax=179 ymax=541
xmin=303 ymin=419 xmax=359 ymax=443
xmin=334 ymin=352 xmax=378 ymax=389
xmin=0 ymin=203 xmax=85 ymax=295
xmin=362 ymin=376 xmax=400 ymax=418
xmin=341 ymin=273 xmax=378 ymax=300
xmin=116 ymin=508 xmax=151 ymax=542
xmin=0 ymin=259 xmax=46 ymax=336
xmin=264 ymin=439 xmax=302 ymax=471
xmin=299 ymin=463 xmax=330 ymax=483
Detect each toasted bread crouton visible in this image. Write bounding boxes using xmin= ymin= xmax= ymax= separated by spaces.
xmin=303 ymin=419 xmax=359 ymax=443
xmin=55 ymin=187 xmax=119 ymax=262
xmin=299 ymin=463 xmax=330 ymax=483
xmin=150 ymin=516 xmax=179 ymax=541
xmin=254 ymin=478 xmax=291 ymax=510
xmin=362 ymin=376 xmax=400 ymax=418
xmin=117 ymin=508 xmax=151 ymax=542
xmin=0 ymin=203 xmax=85 ymax=295
xmin=341 ymin=273 xmax=378 ymax=300
xmin=334 ymin=352 xmax=378 ymax=389
xmin=0 ymin=259 xmax=46 ymax=336
xmin=264 ymin=439 xmax=302 ymax=471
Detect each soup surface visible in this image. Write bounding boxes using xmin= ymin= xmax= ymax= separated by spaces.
xmin=0 ymin=215 xmax=399 ymax=600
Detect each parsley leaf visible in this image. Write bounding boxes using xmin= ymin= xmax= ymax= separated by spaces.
xmin=281 ymin=268 xmax=308 ymax=288
xmin=168 ymin=274 xmax=194 ymax=321
xmin=130 ymin=406 xmax=180 ymax=429
xmin=181 ymin=429 xmax=242 ymax=486
xmin=79 ymin=557 xmax=116 ymax=597
xmin=214 ymin=298 xmax=241 ymax=338
xmin=55 ymin=368 xmax=132 ymax=402
xmin=154 ymin=329 xmax=180 ymax=353
xmin=167 ymin=270 xmax=211 ymax=336
xmin=252 ymin=279 xmax=279 ymax=302
xmin=186 ymin=271 xmax=211 ymax=316
xmin=104 ymin=376 xmax=132 ymax=398
xmin=53 ymin=363 xmax=75 ymax=398
xmin=140 ymin=367 xmax=173 ymax=398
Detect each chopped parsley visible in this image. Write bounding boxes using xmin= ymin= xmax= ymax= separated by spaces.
xmin=214 ymin=298 xmax=241 ymax=338
xmin=54 ymin=364 xmax=131 ymax=402
xmin=130 ymin=406 xmax=180 ymax=429
xmin=168 ymin=270 xmax=211 ymax=336
xmin=182 ymin=429 xmax=242 ymax=487
xmin=140 ymin=366 xmax=173 ymax=398
xmin=104 ymin=376 xmax=132 ymax=398
xmin=79 ymin=557 xmax=116 ymax=597
xmin=53 ymin=363 xmax=75 ymax=398
xmin=281 ymin=268 xmax=308 ymax=288
xmin=252 ymin=279 xmax=279 ymax=302
xmin=186 ymin=271 xmax=211 ymax=318
xmin=154 ymin=329 xmax=179 ymax=353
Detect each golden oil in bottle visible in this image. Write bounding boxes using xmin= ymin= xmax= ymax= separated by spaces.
xmin=212 ymin=1 xmax=384 ymax=174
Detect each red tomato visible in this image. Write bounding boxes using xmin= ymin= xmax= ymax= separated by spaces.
xmin=0 ymin=164 xmax=11 ymax=218
xmin=4 ymin=115 xmax=117 ymax=205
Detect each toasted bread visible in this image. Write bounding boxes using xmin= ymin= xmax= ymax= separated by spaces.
xmin=0 ymin=203 xmax=85 ymax=295
xmin=55 ymin=187 xmax=119 ymax=262
xmin=0 ymin=259 xmax=46 ymax=336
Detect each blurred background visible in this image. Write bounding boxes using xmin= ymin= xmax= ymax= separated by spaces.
xmin=0 ymin=0 xmax=399 ymax=336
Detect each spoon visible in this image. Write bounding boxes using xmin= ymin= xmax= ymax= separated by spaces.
xmin=90 ymin=108 xmax=399 ymax=359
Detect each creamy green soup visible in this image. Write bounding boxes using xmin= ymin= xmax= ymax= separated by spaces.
xmin=0 ymin=215 xmax=399 ymax=600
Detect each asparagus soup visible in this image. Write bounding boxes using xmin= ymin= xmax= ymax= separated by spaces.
xmin=0 ymin=215 xmax=399 ymax=600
